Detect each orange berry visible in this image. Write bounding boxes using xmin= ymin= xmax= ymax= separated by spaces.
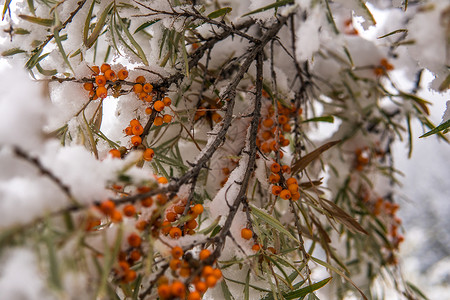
xmin=287 ymin=184 xmax=298 ymax=194
xmin=127 ymin=233 xmax=142 ymax=248
xmin=154 ymin=116 xmax=163 ymax=126
xmin=205 ymin=275 xmax=218 ymax=287
xmin=143 ymin=94 xmax=153 ymax=103
xmin=135 ymin=76 xmax=145 ymax=84
xmin=145 ymin=107 xmax=153 ymax=115
xmin=100 ymin=63 xmax=111 ymax=73
xmin=119 ymin=260 xmax=130 ymax=271
xmin=269 ymin=140 xmax=278 ymax=152
xmin=143 ymin=148 xmax=155 ymax=161
xmin=191 ymin=204 xmax=204 ymax=215
xmin=163 ymin=97 xmax=172 ymax=106
xmin=291 ymin=192 xmax=300 ymax=201
xmin=278 ymin=115 xmax=288 ymax=124
xmin=171 ymin=281 xmax=186 ymax=298
xmin=130 ymin=249 xmax=141 ymax=261
xmin=83 ymin=82 xmax=94 ymax=91
xmin=85 ymin=217 xmax=101 ymax=231
xmin=157 ymin=194 xmax=168 ymax=205
xmin=270 ymin=162 xmax=281 ymax=173
xmin=199 ymin=249 xmax=211 ymax=260
xmin=241 ymin=228 xmax=253 ymax=240
xmin=179 ymin=267 xmax=191 ymax=277
xmin=161 ymin=221 xmax=171 ymax=235
xmin=271 ymin=185 xmax=282 ymax=196
xmin=153 ymin=100 xmax=165 ymax=112
xmin=123 ymin=269 xmax=137 ymax=283
xmin=213 ymin=268 xmax=222 ymax=279
xmin=158 ymin=284 xmax=171 ymax=299
xmin=96 ymin=86 xmax=108 ymax=98
xmin=281 ymin=165 xmax=291 ymax=173
xmin=130 ymin=119 xmax=140 ymax=127
xmin=118 ymin=69 xmax=128 ymax=80
xmin=163 ymin=114 xmax=172 ymax=123
xmin=132 ymin=124 xmax=144 ymax=136
xmin=268 ymin=173 xmax=280 ymax=184
xmin=174 ymin=204 xmax=185 ymax=214
xmin=262 ymin=118 xmax=274 ymax=128
xmin=123 ymin=204 xmax=136 ymax=217
xmin=135 ymin=220 xmax=148 ymax=231
xmin=124 ymin=126 xmax=133 ymax=135
xmin=286 ymin=177 xmax=297 ymax=185
xmin=141 ymin=196 xmax=153 ymax=207
xmin=169 ymin=258 xmax=182 ymax=270
xmin=252 ymin=244 xmax=261 ymax=252
xmin=260 ymin=142 xmax=271 ymax=153
xmin=202 ymin=266 xmax=214 ymax=278
xmin=280 ymin=138 xmax=290 ymax=147
xmin=280 ymin=189 xmax=291 ymax=200
xmin=195 ymin=281 xmax=207 ymax=293
xmin=169 ymin=227 xmax=182 ymax=239
xmin=109 ymin=149 xmax=121 ymax=158
xmin=110 ymin=209 xmax=123 ymax=223
xmin=138 ymin=92 xmax=147 ymax=101
xmin=91 ymin=65 xmax=100 ymax=75
xmin=104 ymin=69 xmax=117 ymax=81
xmin=143 ymin=83 xmax=153 ymax=93
xmin=172 ymin=246 xmax=184 ymax=259
xmin=166 ymin=211 xmax=178 ymax=222
xmin=188 ymin=291 xmax=201 ymax=300
xmin=186 ymin=219 xmax=198 ymax=230
xmin=158 ymin=177 xmax=168 ymax=184
xmin=282 ymin=123 xmax=291 ymax=132
xmin=261 ymin=130 xmax=272 ymax=141
xmin=100 ymin=200 xmax=115 ymax=215
xmin=131 ymin=135 xmax=142 ymax=147
xmin=133 ymin=84 xmax=143 ymax=93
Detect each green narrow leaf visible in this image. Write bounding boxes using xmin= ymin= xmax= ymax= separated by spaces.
xmin=419 ymin=119 xmax=450 ymax=138
xmin=242 ymin=0 xmax=294 ymax=17
xmin=18 ymin=14 xmax=53 ymax=26
xmin=27 ymin=0 xmax=36 ymax=16
xmin=377 ymin=29 xmax=408 ymax=39
xmin=54 ymin=28 xmax=75 ymax=74
xmin=2 ymin=48 xmax=26 ymax=56
xmin=44 ymin=228 xmax=62 ymax=289
xmin=244 ymin=269 xmax=250 ymax=300
xmin=180 ymin=34 xmax=189 ymax=77
xmin=310 ymin=256 xmax=368 ymax=300
xmin=2 ymin=0 xmax=12 ymax=20
xmin=134 ymin=19 xmax=160 ymax=33
xmin=83 ymin=0 xmax=96 ymax=44
xmin=251 ymin=205 xmax=299 ymax=243
xmin=221 ymin=280 xmax=234 ymax=300
xmin=283 ymin=278 xmax=332 ymax=299
xmin=355 ymin=0 xmax=376 ymax=26
xmin=301 ymin=116 xmax=334 ymax=123
xmin=36 ymin=62 xmax=57 ymax=76
xmin=116 ymin=11 xmax=149 ymax=65
xmin=406 ymin=281 xmax=429 ymax=300
xmin=207 ymin=7 xmax=232 ymax=19
xmin=406 ymin=114 xmax=413 ymax=157
xmin=86 ymin=2 xmax=113 ymax=48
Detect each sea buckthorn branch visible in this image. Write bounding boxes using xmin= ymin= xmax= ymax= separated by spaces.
xmin=10 ymin=146 xmax=73 ymax=201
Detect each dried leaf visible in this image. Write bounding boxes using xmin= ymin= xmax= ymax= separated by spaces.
xmin=321 ymin=199 xmax=368 ymax=235
xmin=291 ymin=140 xmax=340 ymax=175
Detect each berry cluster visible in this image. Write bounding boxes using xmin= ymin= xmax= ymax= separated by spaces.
xmin=161 ymin=202 xmax=204 ymax=239
xmin=256 ymin=100 xmax=298 ymax=155
xmin=269 ymin=162 xmax=300 ymax=201
xmin=132 ymin=77 xmax=173 ymax=126
xmin=83 ymin=63 xmax=128 ymax=99
xmin=157 ymin=247 xmax=222 ymax=300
